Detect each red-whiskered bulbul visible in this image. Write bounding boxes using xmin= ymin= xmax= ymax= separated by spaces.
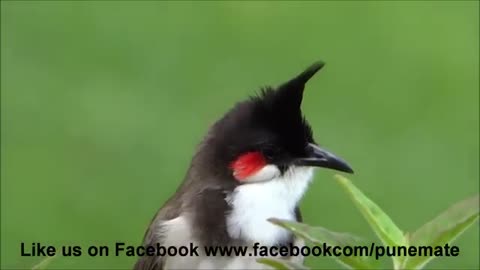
xmin=133 ymin=61 xmax=354 ymax=270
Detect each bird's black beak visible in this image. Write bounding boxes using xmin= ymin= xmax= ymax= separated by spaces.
xmin=294 ymin=143 xmax=354 ymax=174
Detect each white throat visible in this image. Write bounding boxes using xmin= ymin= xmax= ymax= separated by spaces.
xmin=225 ymin=166 xmax=314 ymax=246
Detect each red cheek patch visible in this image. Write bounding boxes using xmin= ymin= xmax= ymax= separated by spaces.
xmin=229 ymin=151 xmax=267 ymax=181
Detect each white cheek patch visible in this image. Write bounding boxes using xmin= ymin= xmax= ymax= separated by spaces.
xmin=240 ymin=164 xmax=281 ymax=183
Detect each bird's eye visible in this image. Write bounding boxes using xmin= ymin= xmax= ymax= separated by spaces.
xmin=262 ymin=149 xmax=274 ymax=159
xmin=262 ymin=147 xmax=276 ymax=160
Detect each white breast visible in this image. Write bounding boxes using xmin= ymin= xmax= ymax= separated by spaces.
xmin=160 ymin=215 xmax=305 ymax=270
xmin=158 ymin=166 xmax=314 ymax=270
xmin=225 ymin=166 xmax=314 ymax=246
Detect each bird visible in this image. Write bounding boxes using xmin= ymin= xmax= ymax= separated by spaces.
xmin=133 ymin=61 xmax=354 ymax=270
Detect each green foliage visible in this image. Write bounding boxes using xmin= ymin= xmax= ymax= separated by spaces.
xmin=31 ymin=255 xmax=57 ymax=270
xmin=258 ymin=175 xmax=479 ymax=270
xmin=257 ymin=258 xmax=310 ymax=270
xmin=336 ymin=174 xmax=407 ymax=269
xmin=403 ymin=195 xmax=479 ymax=270
xmin=267 ymin=218 xmax=379 ymax=269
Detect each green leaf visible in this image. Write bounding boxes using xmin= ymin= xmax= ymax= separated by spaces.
xmin=268 ymin=218 xmax=380 ymax=269
xmin=32 ymin=255 xmax=57 ymax=270
xmin=256 ymin=258 xmax=309 ymax=270
xmin=403 ymin=194 xmax=479 ymax=270
xmin=334 ymin=174 xmax=406 ymax=268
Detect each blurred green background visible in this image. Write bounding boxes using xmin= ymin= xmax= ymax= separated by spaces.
xmin=1 ymin=1 xmax=478 ymax=269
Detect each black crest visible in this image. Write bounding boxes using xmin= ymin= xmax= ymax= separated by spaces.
xmin=267 ymin=61 xmax=325 ymax=114
xmin=197 ymin=61 xmax=326 ymax=175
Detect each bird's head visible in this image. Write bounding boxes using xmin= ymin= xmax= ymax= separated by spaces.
xmin=195 ymin=61 xmax=353 ymax=185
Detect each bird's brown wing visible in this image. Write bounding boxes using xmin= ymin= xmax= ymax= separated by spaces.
xmin=133 ymin=250 xmax=163 ymax=270
xmin=132 ymin=219 xmax=169 ymax=270
xmin=133 ymin=194 xmax=183 ymax=270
